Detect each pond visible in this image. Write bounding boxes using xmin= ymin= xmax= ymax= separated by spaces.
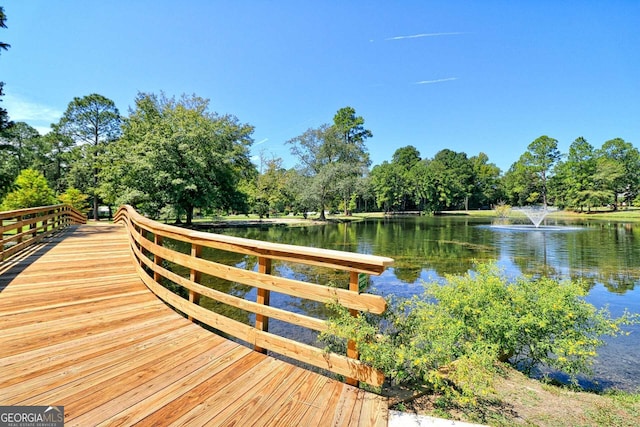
xmin=194 ymin=215 xmax=640 ymax=391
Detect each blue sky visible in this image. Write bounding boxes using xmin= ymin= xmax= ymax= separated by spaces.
xmin=2 ymin=0 xmax=639 ymax=172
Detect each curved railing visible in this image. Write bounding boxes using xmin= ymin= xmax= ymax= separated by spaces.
xmin=1 ymin=204 xmax=86 ymax=261
xmin=114 ymin=205 xmax=393 ymax=387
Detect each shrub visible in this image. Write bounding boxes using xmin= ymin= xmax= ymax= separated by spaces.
xmin=493 ymin=201 xmax=511 ymax=218
xmin=321 ymin=262 xmax=638 ymax=404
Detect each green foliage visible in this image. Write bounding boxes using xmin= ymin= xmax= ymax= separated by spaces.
xmin=101 ymin=92 xmax=254 ymax=224
xmin=321 ymin=262 xmax=638 ymax=405
xmin=58 ymin=187 xmax=90 ymax=213
xmin=57 ymin=93 xmax=121 ymax=220
xmin=287 ymin=107 xmax=371 ymax=219
xmin=1 ymin=169 xmax=56 ymax=210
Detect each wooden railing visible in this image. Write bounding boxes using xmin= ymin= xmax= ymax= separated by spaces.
xmin=114 ymin=205 xmax=394 ymax=387
xmin=1 ymin=204 xmax=87 ymax=261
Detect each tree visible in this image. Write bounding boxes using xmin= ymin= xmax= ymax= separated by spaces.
xmin=250 ymin=157 xmax=289 ymax=217
xmin=552 ymin=137 xmax=598 ymax=211
xmin=1 ymin=122 xmax=41 ymax=171
xmin=332 ymin=106 xmax=372 ymax=149
xmin=58 ymin=187 xmax=90 ymax=213
xmin=469 ymin=152 xmax=502 ymax=209
xmin=597 ymin=138 xmax=640 ymax=208
xmin=502 ymin=159 xmax=539 ymax=206
xmin=370 ymin=161 xmax=407 ymax=212
xmin=1 ymin=169 xmax=56 ymax=210
xmin=418 ymin=149 xmax=474 ymax=212
xmin=391 ymin=145 xmax=421 ymax=170
xmin=390 ymin=146 xmax=422 ymax=211
xmin=288 ymin=107 xmax=371 ymax=219
xmin=331 ymin=107 xmax=372 ymax=215
xmin=102 ymin=92 xmax=254 ymax=224
xmin=40 ymin=126 xmax=75 ymax=193
xmin=58 ymin=94 xmax=121 ymax=220
xmin=520 ymin=136 xmax=561 ymax=207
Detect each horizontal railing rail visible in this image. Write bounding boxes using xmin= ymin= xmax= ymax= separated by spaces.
xmin=114 ymin=205 xmax=394 ymax=387
xmin=1 ymin=204 xmax=87 ymax=261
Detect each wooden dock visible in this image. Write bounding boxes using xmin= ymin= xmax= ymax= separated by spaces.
xmin=0 ymin=224 xmax=388 ymax=426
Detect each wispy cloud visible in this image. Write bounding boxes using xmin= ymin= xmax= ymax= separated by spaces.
xmin=415 ymin=77 xmax=459 ymax=85
xmin=255 ymin=138 xmax=269 ymax=145
xmin=3 ymin=93 xmax=62 ymax=133
xmin=386 ymin=32 xmax=463 ymax=41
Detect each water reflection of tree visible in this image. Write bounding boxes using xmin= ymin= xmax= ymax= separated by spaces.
xmin=566 ymin=222 xmax=640 ymax=293
xmin=190 ymin=218 xmax=639 ymax=308
xmin=368 ymin=217 xmax=498 ymax=277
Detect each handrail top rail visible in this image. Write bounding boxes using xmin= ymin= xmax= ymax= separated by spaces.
xmin=0 ymin=204 xmax=71 ymax=220
xmin=115 ymin=205 xmax=394 ymax=275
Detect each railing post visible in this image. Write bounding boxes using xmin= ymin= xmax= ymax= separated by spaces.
xmin=0 ymin=218 xmax=4 ymax=260
xmin=154 ymin=235 xmax=163 ymax=283
xmin=254 ymin=256 xmax=272 ymax=353
xmin=17 ymin=214 xmax=24 ymax=244
xmin=56 ymin=207 xmax=62 ymax=229
xmin=30 ymin=216 xmax=37 ymax=238
xmin=188 ymin=243 xmax=202 ymax=321
xmin=346 ymin=271 xmax=361 ymax=386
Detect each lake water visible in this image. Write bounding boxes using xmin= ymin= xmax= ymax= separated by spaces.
xmin=195 ymin=215 xmax=640 ymax=391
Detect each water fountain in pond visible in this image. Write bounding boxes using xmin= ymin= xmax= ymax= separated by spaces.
xmin=514 ymin=206 xmax=557 ymax=228
xmin=490 ymin=206 xmax=580 ymax=231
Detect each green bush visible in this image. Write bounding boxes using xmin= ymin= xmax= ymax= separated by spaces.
xmin=493 ymin=201 xmax=511 ymax=218
xmin=321 ymin=262 xmax=638 ymax=404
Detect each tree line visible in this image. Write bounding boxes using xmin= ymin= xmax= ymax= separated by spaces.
xmin=1 ymin=90 xmax=638 ymax=222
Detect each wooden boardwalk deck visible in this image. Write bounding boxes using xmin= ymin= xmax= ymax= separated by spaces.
xmin=0 ymin=224 xmax=388 ymax=426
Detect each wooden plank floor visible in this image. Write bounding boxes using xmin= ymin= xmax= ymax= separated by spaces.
xmin=0 ymin=224 xmax=388 ymax=426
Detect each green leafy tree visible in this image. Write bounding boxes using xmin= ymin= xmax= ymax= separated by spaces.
xmin=409 ymin=159 xmax=431 ymax=211
xmin=287 ymin=116 xmax=369 ymax=221
xmin=1 ymin=169 xmax=56 ymax=210
xmin=519 ymin=136 xmax=561 ymax=207
xmin=469 ymin=152 xmax=502 ymax=209
xmin=331 ymin=107 xmax=372 ymax=215
xmin=58 ymin=187 xmax=90 ymax=213
xmin=390 ymin=146 xmax=422 ymax=211
xmin=1 ymin=122 xmax=42 ymax=171
xmin=251 ymin=157 xmax=290 ymax=217
xmin=392 ymin=145 xmax=421 ymax=170
xmin=552 ymin=137 xmax=599 ymax=211
xmin=597 ymin=138 xmax=640 ymax=208
xmin=370 ymin=161 xmax=407 ymax=212
xmin=103 ymin=92 xmax=254 ymax=224
xmin=419 ymin=149 xmax=474 ymax=212
xmin=58 ymin=94 xmax=121 ymax=220
xmin=40 ymin=126 xmax=75 ymax=193
xmin=502 ymin=158 xmax=539 ymax=206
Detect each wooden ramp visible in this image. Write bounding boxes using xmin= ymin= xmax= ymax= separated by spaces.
xmin=0 ymin=224 xmax=388 ymax=426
